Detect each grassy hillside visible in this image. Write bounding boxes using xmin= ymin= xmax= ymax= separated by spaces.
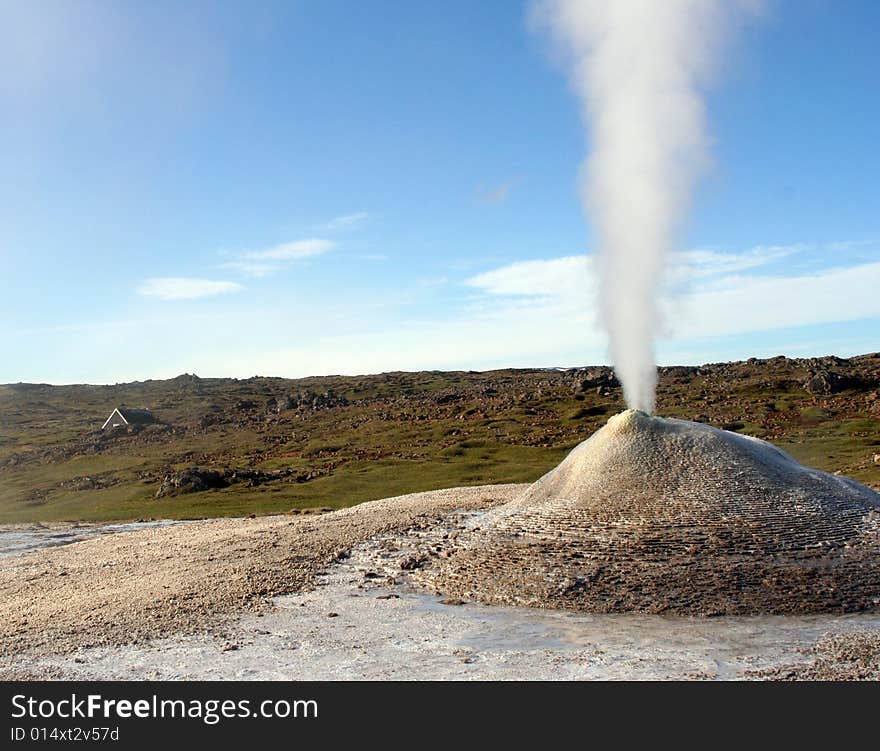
xmin=1 ymin=354 xmax=878 ymax=523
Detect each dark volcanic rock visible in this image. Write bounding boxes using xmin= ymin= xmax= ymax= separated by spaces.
xmin=156 ymin=468 xmax=229 ymax=498
xmin=569 ymin=367 xmax=619 ymax=393
xmin=154 ymin=466 xmax=304 ymax=498
xmin=803 ymin=369 xmax=851 ymax=395
xmin=660 ymin=366 xmax=699 ymax=383
xmin=288 ymin=389 xmax=349 ymax=412
xmin=275 ymin=395 xmax=295 ymax=411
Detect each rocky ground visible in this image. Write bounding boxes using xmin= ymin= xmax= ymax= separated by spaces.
xmin=748 ymin=630 xmax=880 ymax=680
xmin=2 ymin=487 xmax=878 ymax=681
xmin=0 ymin=485 xmax=521 ymax=661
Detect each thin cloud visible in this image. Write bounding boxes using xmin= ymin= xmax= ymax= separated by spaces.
xmin=465 ymin=244 xmax=880 ymax=347
xmin=468 ymin=244 xmax=805 ymax=300
xmin=666 ymin=244 xmax=805 ymax=286
xmin=324 ymin=212 xmax=369 ymax=230
xmin=244 ymin=238 xmax=335 ymax=261
xmin=218 ymin=261 xmax=276 ymax=278
xmin=15 ymin=244 xmax=879 ymax=383
xmin=673 ymin=261 xmax=880 ymax=338
xmin=138 ymin=277 xmax=242 ymax=301
xmin=478 ymin=178 xmax=523 ymax=204
xmin=467 ymin=256 xmax=591 ymax=298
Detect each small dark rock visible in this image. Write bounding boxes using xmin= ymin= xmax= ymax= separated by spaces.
xmin=400 ymin=555 xmax=427 ymax=571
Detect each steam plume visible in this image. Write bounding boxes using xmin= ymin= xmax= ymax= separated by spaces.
xmin=535 ymin=1 xmax=752 ymax=412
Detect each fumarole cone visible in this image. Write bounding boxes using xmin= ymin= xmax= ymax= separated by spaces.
xmin=420 ymin=410 xmax=880 ymax=615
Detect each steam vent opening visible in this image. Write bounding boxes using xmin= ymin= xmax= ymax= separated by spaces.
xmin=419 ymin=410 xmax=880 ymax=615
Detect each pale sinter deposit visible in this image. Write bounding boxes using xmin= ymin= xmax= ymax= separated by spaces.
xmin=421 ymin=410 xmax=880 ymax=615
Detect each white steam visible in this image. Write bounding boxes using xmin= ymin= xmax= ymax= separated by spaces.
xmin=534 ymin=0 xmax=753 ymax=412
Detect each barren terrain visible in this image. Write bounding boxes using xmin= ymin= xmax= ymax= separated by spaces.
xmin=2 ymin=486 xmax=877 ymax=680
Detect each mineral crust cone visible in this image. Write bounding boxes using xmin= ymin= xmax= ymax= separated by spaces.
xmin=420 ymin=409 xmax=880 ymax=615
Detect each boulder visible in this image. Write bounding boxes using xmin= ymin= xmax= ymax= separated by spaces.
xmin=803 ymin=369 xmax=851 ymax=395
xmin=156 ymin=468 xmax=229 ymax=498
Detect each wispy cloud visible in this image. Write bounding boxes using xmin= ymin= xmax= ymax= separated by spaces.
xmin=467 ymin=245 xmax=804 ymax=300
xmin=464 ymin=243 xmax=880 ymax=345
xmin=218 ymin=261 xmax=276 ymax=278
xmin=218 ymin=238 xmax=336 ymax=279
xmin=669 ymin=244 xmax=805 ymax=284
xmin=478 ymin=178 xmax=522 ymax=204
xmin=15 ymin=241 xmax=880 ymax=383
xmin=673 ymin=261 xmax=880 ymax=338
xmin=138 ymin=277 xmax=242 ymax=300
xmin=467 ymin=256 xmax=591 ymax=298
xmin=324 ymin=212 xmax=369 ymax=230
xmin=243 ymin=238 xmax=335 ymax=261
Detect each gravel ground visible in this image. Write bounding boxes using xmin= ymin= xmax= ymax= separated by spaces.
xmin=2 ymin=482 xmax=879 ymax=681
xmin=0 ymin=485 xmax=523 ymax=661
xmin=4 ymin=508 xmax=879 ymax=681
xmin=748 ymin=630 xmax=880 ymax=680
xmin=0 ymin=520 xmax=184 ymax=557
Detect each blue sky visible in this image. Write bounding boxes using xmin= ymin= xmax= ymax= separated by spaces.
xmin=1 ymin=0 xmax=878 ymax=384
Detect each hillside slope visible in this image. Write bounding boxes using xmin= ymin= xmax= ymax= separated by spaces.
xmin=1 ymin=354 xmax=878 ymax=522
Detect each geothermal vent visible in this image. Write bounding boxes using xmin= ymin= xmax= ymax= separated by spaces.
xmin=421 ymin=410 xmax=880 ymax=615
